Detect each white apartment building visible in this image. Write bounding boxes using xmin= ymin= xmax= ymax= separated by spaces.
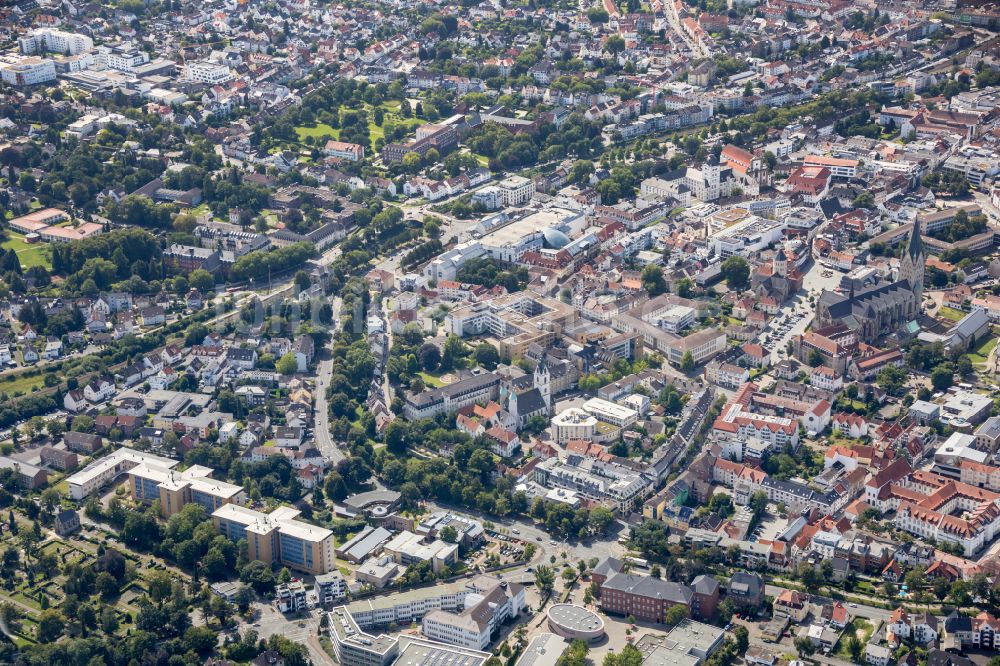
xmin=582 ymin=398 xmax=638 ymax=428
xmin=496 ymin=175 xmax=533 ymax=207
xmin=803 ymin=155 xmax=859 ymax=179
xmin=20 ymin=29 xmax=93 ymax=55
xmin=184 ymin=60 xmax=234 ymax=84
xmin=810 ymin=366 xmax=843 ymax=392
xmin=713 ymin=398 xmax=799 ymax=462
xmin=533 ymin=457 xmax=651 ymax=513
xmin=324 ymin=140 xmax=365 ymax=162
xmin=0 ymin=56 xmax=56 ymax=86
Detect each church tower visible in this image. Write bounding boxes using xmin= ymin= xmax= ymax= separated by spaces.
xmin=534 ymin=355 xmax=551 ymax=413
xmin=898 ymin=222 xmax=925 ymax=312
xmin=773 ymin=247 xmax=788 ymax=278
xmin=703 ymin=153 xmax=721 ymax=201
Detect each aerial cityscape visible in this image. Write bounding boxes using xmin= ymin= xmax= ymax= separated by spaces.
xmin=0 ymin=0 xmax=999 ymax=665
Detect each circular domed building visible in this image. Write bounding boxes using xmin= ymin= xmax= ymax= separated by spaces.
xmin=541 ymin=228 xmax=571 ymax=250
xmin=546 ymin=604 xmax=605 ymax=643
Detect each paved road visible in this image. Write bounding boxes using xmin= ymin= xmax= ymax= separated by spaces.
xmin=425 ymin=500 xmax=628 ymax=574
xmin=663 ymin=0 xmax=707 ymax=57
xmin=250 ymin=603 xmax=333 ymax=665
xmin=315 ymin=296 xmax=344 ymax=465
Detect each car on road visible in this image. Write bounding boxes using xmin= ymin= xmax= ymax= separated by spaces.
xmin=536 ymin=536 xmax=542 ymax=541
xmin=512 ymin=528 xmax=520 ymax=534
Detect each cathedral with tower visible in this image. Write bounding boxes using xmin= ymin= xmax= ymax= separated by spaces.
xmin=814 ymin=223 xmax=925 ymax=343
xmin=752 ymin=245 xmax=804 ymax=304
xmin=500 ymin=355 xmax=552 ymax=429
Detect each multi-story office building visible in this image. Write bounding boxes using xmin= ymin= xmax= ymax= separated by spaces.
xmin=496 ymin=175 xmax=534 ymax=207
xmin=338 ymin=574 xmax=521 ymax=651
xmin=129 ymin=462 xmax=246 ymax=517
xmin=212 ymin=504 xmax=336 ymax=574
xmin=330 ymin=607 xmax=491 ymax=666
xmin=329 ymin=607 xmax=399 ymax=666
xmin=422 ymin=581 xmax=525 ymax=649
xmin=382 ymin=530 xmax=459 ymax=574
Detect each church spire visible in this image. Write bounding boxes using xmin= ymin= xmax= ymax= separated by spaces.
xmin=907 ymin=221 xmax=923 ymax=260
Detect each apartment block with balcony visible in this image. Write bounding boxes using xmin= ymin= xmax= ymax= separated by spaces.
xmin=212 ymin=504 xmax=336 ymax=574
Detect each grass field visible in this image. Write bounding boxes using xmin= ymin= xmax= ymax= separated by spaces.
xmin=294 ymin=102 xmax=424 ymax=155
xmin=0 ymin=371 xmax=46 ymax=397
xmin=965 ymin=334 xmax=999 ymax=366
xmin=1 ymin=232 xmax=51 ymax=269
xmin=938 ymin=306 xmax=966 ymax=322
xmin=294 ymin=123 xmax=340 ymax=142
xmin=417 ymin=371 xmax=446 ymax=388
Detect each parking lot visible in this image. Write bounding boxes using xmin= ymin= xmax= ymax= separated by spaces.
xmin=474 ymin=529 xmax=528 ymax=568
xmin=762 ymin=304 xmax=812 ymax=362
xmin=762 ymin=259 xmax=846 ymax=362
xmin=750 ymin=510 xmax=790 ymax=541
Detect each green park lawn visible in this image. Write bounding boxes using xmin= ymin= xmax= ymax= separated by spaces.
xmin=937 ymin=306 xmax=966 ymax=322
xmin=294 ymin=123 xmax=340 ymax=142
xmin=1 ymin=232 xmax=52 ymax=269
xmin=965 ymin=334 xmax=999 ymax=366
xmin=295 ymin=102 xmax=424 ymax=153
xmin=418 ymin=371 xmax=445 ymax=388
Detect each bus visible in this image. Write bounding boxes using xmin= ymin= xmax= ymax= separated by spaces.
xmin=625 ymin=557 xmax=649 ymax=569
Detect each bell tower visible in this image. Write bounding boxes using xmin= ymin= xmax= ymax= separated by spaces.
xmin=534 ymin=355 xmax=551 ymax=413
xmin=898 ymin=221 xmax=925 ymax=312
